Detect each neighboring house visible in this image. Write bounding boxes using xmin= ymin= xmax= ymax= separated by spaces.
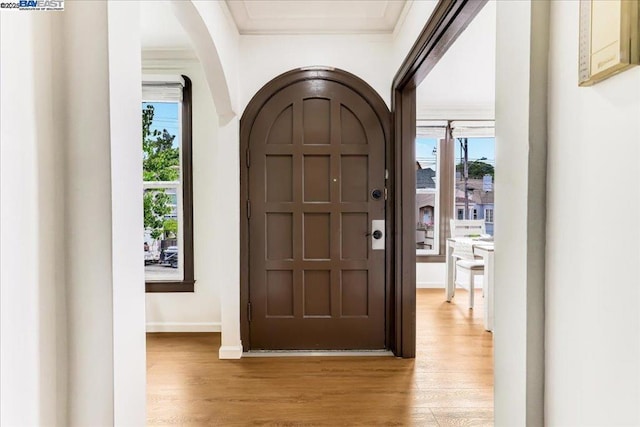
xmin=416 ymin=162 xmax=436 ymax=190
xmin=455 ymin=174 xmax=494 ymax=235
xmin=416 ymin=165 xmax=436 ymax=224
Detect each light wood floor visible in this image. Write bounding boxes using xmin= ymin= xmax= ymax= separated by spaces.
xmin=147 ymin=289 xmax=493 ymax=426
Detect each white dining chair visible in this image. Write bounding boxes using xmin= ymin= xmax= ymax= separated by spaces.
xmin=451 ymin=239 xmax=484 ymax=309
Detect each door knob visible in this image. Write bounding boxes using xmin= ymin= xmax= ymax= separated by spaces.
xmin=371 ymin=189 xmax=383 ymax=200
xmin=372 ymin=230 xmax=383 ymax=239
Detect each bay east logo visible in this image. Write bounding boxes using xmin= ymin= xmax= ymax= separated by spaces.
xmin=19 ymin=0 xmax=64 ymax=10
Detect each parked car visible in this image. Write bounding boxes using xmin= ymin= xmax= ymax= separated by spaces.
xmin=161 ymin=246 xmax=179 ymax=268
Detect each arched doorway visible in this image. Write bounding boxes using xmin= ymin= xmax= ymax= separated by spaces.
xmin=240 ymin=68 xmax=392 ymax=351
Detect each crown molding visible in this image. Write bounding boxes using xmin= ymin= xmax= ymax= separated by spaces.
xmin=225 ymin=0 xmax=406 ymax=35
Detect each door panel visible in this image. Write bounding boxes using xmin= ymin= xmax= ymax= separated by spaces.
xmin=248 ymin=79 xmax=386 ymax=350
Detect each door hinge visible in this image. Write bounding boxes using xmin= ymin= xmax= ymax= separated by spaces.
xmin=246 ymin=148 xmax=251 ymax=168
xmin=385 ymin=169 xmax=389 ymax=180
xmin=246 ymin=200 xmax=251 ymax=219
xmin=247 ymin=301 xmax=252 ymax=322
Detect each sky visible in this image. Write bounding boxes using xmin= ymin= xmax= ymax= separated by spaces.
xmin=416 ymin=137 xmax=495 ymax=167
xmin=142 ymin=102 xmax=180 ymax=147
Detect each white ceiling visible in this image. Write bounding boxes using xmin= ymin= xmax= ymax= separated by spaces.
xmin=416 ymin=0 xmax=496 ymax=120
xmin=224 ymin=0 xmax=408 ymax=35
xmin=140 ymin=1 xmax=192 ymax=51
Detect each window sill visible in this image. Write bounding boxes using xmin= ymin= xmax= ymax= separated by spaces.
xmin=416 ymin=255 xmax=445 ymax=263
xmin=146 ymin=280 xmax=195 ymax=293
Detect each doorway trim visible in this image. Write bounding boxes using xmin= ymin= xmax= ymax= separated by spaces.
xmin=391 ymin=0 xmax=488 ymax=358
xmin=239 ymin=67 xmax=393 ymax=351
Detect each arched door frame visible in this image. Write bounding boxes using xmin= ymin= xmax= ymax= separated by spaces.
xmin=239 ymin=68 xmax=394 ymax=351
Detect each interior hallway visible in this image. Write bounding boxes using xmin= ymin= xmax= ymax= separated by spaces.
xmin=147 ymin=289 xmax=493 ymax=425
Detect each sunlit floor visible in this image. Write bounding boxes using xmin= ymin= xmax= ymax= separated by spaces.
xmin=147 ymin=289 xmax=493 ymax=426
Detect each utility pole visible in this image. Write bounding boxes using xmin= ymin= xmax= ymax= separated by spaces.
xmin=459 ymin=138 xmax=469 ymax=219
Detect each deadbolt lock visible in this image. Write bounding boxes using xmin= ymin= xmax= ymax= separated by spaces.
xmin=371 ymin=189 xmax=383 ymax=200
xmin=371 ymin=220 xmax=385 ymax=250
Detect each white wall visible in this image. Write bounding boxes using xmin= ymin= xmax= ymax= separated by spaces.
xmin=181 ymin=0 xmax=243 ymax=358
xmin=390 ymin=0 xmax=438 ymax=75
xmin=416 ymin=1 xmax=496 ymax=120
xmin=239 ymin=34 xmax=393 ymax=111
xmin=168 ymin=0 xmax=237 ymax=123
xmin=417 ymin=263 xmax=484 ymax=289
xmin=61 ymin=3 xmax=117 ymax=423
xmin=61 ymin=2 xmax=146 ymax=424
xmin=192 ymin=0 xmax=240 ymax=118
xmin=416 ymin=263 xmax=446 ymax=288
xmin=1 ymin=1 xmax=146 ymax=425
xmin=107 ymin=2 xmax=147 ymax=425
xmin=546 ymin=1 xmax=640 ymax=425
xmin=215 ymin=116 xmax=242 ymax=358
xmin=494 ymin=0 xmax=548 ymax=425
xmin=1 ymin=11 xmax=66 ymax=426
xmin=143 ymin=58 xmax=222 ymax=333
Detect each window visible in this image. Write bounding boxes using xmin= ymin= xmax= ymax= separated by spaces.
xmin=416 ymin=129 xmax=443 ymax=255
xmin=455 ymin=133 xmax=495 ymax=236
xmin=485 ymin=208 xmax=494 ymax=223
xmin=142 ymin=75 xmax=194 ymax=292
xmin=415 ymin=121 xmax=495 ymax=260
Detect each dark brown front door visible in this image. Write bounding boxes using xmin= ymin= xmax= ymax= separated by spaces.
xmin=245 ymin=72 xmax=387 ymax=350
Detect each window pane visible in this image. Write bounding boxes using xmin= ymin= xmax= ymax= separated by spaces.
xmin=142 ymin=102 xmax=181 ymax=182
xmin=416 ymin=137 xmax=439 ymax=254
xmin=144 ymin=187 xmax=183 ymax=281
xmin=142 ymin=101 xmax=184 ymax=282
xmin=454 ymin=137 xmax=495 ymax=235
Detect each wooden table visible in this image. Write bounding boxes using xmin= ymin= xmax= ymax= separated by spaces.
xmin=445 ymin=238 xmax=495 ymax=332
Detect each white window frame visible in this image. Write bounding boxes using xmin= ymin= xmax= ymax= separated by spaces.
xmin=485 ymin=208 xmax=494 ymax=224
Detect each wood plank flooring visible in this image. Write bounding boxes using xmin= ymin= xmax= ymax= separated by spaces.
xmin=147 ymin=289 xmax=493 ymax=426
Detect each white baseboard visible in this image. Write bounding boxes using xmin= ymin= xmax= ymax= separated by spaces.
xmin=417 ymin=282 xmax=484 ymax=289
xmin=417 ymin=281 xmax=444 ymax=289
xmin=145 ymin=322 xmax=221 ymax=333
xmin=219 ymin=344 xmax=243 ymax=359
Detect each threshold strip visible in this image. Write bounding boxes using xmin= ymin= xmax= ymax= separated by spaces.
xmin=242 ymin=350 xmax=394 ymax=358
